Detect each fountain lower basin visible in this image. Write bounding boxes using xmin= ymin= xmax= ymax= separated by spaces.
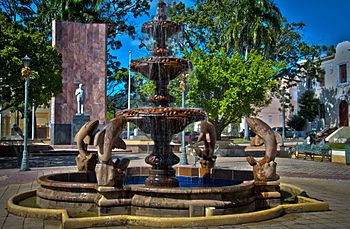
xmin=7 ymin=166 xmax=329 ymax=228
xmin=35 ymin=167 xmax=259 ymax=218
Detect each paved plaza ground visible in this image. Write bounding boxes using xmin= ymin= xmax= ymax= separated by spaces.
xmin=0 ymin=152 xmax=349 ymax=228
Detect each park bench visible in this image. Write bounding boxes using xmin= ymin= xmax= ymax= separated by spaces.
xmin=293 ymin=140 xmax=332 ymax=162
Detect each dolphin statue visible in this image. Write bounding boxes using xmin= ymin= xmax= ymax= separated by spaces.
xmin=94 ymin=116 xmax=130 ymax=186
xmin=75 ymin=119 xmax=99 ymax=171
xmin=245 ymin=117 xmax=277 ymax=166
xmin=245 ymin=117 xmax=279 ymax=181
xmin=194 ymin=120 xmax=217 ymax=168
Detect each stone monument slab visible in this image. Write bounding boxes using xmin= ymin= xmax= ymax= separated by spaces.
xmin=50 ymin=21 xmax=107 ymax=145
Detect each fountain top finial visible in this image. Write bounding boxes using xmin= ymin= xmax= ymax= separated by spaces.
xmin=154 ymin=0 xmax=168 ymax=20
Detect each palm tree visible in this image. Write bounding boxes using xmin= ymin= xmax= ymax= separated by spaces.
xmin=225 ymin=0 xmax=282 ymax=58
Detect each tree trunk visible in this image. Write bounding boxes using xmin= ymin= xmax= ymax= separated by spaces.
xmin=216 ymin=127 xmax=222 ymax=141
xmin=210 ymin=120 xmax=224 ymax=141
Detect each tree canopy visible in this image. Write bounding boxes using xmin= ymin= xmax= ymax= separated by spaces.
xmin=186 ymin=49 xmax=281 ymax=138
xmin=164 ymin=0 xmax=332 ymax=136
xmin=0 ymin=13 xmax=62 ymax=113
xmin=298 ymin=90 xmax=320 ymax=122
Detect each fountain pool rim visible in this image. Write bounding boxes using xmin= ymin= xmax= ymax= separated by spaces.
xmin=7 ymin=183 xmax=329 ymax=228
xmin=37 ymin=171 xmax=251 ymax=192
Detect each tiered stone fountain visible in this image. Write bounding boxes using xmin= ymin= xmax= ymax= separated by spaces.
xmin=117 ymin=0 xmax=206 ymax=187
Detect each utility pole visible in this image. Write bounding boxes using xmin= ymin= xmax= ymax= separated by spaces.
xmin=127 ymin=50 xmax=132 ymax=139
xmin=31 ymin=101 xmax=35 ymax=140
xmin=179 ymin=75 xmax=188 ymax=165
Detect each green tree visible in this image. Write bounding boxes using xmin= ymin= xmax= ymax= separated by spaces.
xmin=0 ymin=13 xmax=62 ymax=114
xmin=272 ymin=21 xmax=331 ymax=88
xmin=298 ymin=90 xmax=320 ymax=122
xmin=170 ymin=0 xmax=282 ymax=57
xmin=167 ymin=0 xmax=333 ymax=137
xmin=186 ymin=49 xmax=281 ymax=139
xmin=287 ymin=114 xmax=306 ymax=131
xmin=225 ymin=0 xmax=282 ymax=57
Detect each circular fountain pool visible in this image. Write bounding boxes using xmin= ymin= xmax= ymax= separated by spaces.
xmin=35 ymin=167 xmax=257 ymax=218
xmin=8 ymin=166 xmax=329 ymax=228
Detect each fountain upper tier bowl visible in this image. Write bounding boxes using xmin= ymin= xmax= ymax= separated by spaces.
xmin=130 ymin=57 xmax=192 ymax=81
xmin=116 ymin=107 xmax=206 ymax=136
xmin=142 ymin=20 xmax=182 ymax=41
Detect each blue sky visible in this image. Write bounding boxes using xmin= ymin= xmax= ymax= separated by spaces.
xmin=274 ymin=0 xmax=350 ymax=47
xmin=115 ymin=0 xmax=350 ymax=68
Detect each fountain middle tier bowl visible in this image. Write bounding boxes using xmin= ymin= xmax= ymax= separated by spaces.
xmin=116 ymin=107 xmax=206 ymax=136
xmin=141 ymin=20 xmax=182 ymax=39
xmin=130 ymin=57 xmax=192 ymax=81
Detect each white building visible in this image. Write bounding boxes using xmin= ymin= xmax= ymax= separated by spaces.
xmin=315 ymin=41 xmax=350 ymax=128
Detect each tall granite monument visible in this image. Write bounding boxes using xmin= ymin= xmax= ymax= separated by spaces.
xmin=51 ymin=21 xmax=106 ymax=145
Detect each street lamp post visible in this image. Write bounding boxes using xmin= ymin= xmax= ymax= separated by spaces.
xmin=20 ymin=55 xmax=31 ymax=171
xmin=179 ymin=75 xmax=188 ymax=165
xmin=281 ymin=88 xmax=286 ymax=146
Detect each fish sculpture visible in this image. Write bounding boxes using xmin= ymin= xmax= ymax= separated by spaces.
xmin=194 ymin=121 xmax=217 ymax=168
xmin=75 ymin=119 xmax=99 ymax=171
xmin=246 ymin=117 xmax=279 ymax=181
xmin=94 ymin=116 xmax=130 ymax=186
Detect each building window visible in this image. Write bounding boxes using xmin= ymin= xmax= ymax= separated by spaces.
xmin=319 ymin=104 xmax=325 ymax=119
xmin=339 ymin=64 xmax=347 ymax=83
xmin=268 ymin=115 xmax=273 ymax=125
xmin=319 ymin=71 xmax=325 ymax=87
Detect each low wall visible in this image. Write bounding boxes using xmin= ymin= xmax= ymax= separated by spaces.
xmin=331 ymin=150 xmax=347 ymax=164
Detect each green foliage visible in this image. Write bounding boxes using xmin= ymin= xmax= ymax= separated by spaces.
xmin=287 ymin=114 xmax=306 ymax=131
xmin=1 ymin=0 xmax=153 ymax=115
xmin=106 ymin=111 xmax=115 ymax=121
xmin=298 ymin=90 xmax=320 ymax=122
xmin=170 ymin=0 xmax=333 ymax=113
xmin=329 ymin=143 xmax=345 ymax=150
xmin=166 ymin=0 xmax=335 ymax=138
xmin=170 ymin=0 xmax=282 ymax=57
xmin=187 ymin=49 xmax=281 ymax=135
xmin=0 ymin=13 xmax=62 ymax=112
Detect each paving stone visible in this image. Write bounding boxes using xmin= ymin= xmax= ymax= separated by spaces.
xmin=0 ymin=153 xmax=349 ymax=228
xmin=2 ymin=213 xmax=24 ymax=229
xmin=18 ymin=182 xmax=33 ymax=194
xmin=43 ymin=219 xmax=61 ymax=229
xmin=23 ymin=217 xmax=44 ymax=229
xmin=0 ymin=216 xmax=6 ymax=228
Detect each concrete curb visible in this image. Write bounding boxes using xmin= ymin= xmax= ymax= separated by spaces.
xmin=7 ymin=183 xmax=329 ymax=228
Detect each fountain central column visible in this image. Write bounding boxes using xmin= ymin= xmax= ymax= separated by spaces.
xmin=145 ymin=134 xmax=180 ymax=187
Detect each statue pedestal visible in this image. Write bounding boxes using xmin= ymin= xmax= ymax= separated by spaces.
xmin=71 ymin=114 xmax=90 ymax=144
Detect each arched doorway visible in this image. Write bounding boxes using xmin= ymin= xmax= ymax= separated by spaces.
xmin=339 ymin=100 xmax=348 ymax=127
